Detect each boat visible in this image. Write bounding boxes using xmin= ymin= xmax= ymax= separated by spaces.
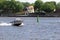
xmin=0 ymin=22 xmax=24 ymax=26
xmin=10 ymin=18 xmax=24 ymax=26
xmin=0 ymin=18 xmax=24 ymax=26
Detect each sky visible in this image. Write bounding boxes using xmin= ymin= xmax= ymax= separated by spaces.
xmin=16 ymin=0 xmax=60 ymax=3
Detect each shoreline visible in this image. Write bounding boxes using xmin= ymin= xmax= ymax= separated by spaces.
xmin=0 ymin=14 xmax=60 ymax=17
xmin=2 ymin=15 xmax=60 ymax=17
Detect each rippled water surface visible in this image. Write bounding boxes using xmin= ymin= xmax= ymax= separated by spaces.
xmin=0 ymin=17 xmax=60 ymax=40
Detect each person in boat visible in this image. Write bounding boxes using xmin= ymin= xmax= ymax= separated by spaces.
xmin=11 ymin=18 xmax=23 ymax=26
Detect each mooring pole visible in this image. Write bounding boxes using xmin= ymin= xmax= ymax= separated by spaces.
xmin=37 ymin=15 xmax=39 ymax=23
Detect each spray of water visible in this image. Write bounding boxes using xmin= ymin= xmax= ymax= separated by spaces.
xmin=0 ymin=22 xmax=12 ymax=26
xmin=0 ymin=22 xmax=24 ymax=26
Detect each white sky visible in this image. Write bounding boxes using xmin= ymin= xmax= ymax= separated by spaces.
xmin=16 ymin=0 xmax=60 ymax=3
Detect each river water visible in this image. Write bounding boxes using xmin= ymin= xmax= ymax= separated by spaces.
xmin=0 ymin=17 xmax=60 ymax=40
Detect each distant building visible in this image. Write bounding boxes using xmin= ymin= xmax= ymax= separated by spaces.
xmin=24 ymin=6 xmax=34 ymax=15
xmin=27 ymin=6 xmax=34 ymax=13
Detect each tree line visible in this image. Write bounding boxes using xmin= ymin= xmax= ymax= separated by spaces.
xmin=0 ymin=0 xmax=60 ymax=14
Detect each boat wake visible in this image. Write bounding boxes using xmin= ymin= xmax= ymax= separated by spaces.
xmin=0 ymin=22 xmax=12 ymax=26
xmin=0 ymin=22 xmax=24 ymax=26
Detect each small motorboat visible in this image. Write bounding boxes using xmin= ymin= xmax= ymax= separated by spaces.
xmin=0 ymin=22 xmax=24 ymax=26
xmin=0 ymin=18 xmax=24 ymax=26
xmin=10 ymin=18 xmax=24 ymax=26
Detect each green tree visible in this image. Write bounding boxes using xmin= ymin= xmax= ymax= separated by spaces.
xmin=15 ymin=1 xmax=24 ymax=12
xmin=11 ymin=0 xmax=15 ymax=2
xmin=0 ymin=0 xmax=6 ymax=3
xmin=50 ymin=1 xmax=56 ymax=6
xmin=34 ymin=0 xmax=43 ymax=11
xmin=2 ymin=1 xmax=24 ymax=13
xmin=22 ymin=2 xmax=31 ymax=7
xmin=0 ymin=0 xmax=7 ymax=9
xmin=31 ymin=3 xmax=34 ymax=6
xmin=0 ymin=3 xmax=3 ymax=9
xmin=41 ymin=2 xmax=56 ymax=13
xmin=57 ymin=2 xmax=60 ymax=9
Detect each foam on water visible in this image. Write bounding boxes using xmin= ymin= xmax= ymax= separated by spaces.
xmin=19 ymin=23 xmax=24 ymax=26
xmin=0 ymin=22 xmax=12 ymax=26
xmin=0 ymin=22 xmax=24 ymax=26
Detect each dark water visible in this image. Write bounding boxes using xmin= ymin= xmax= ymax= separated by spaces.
xmin=0 ymin=17 xmax=60 ymax=40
